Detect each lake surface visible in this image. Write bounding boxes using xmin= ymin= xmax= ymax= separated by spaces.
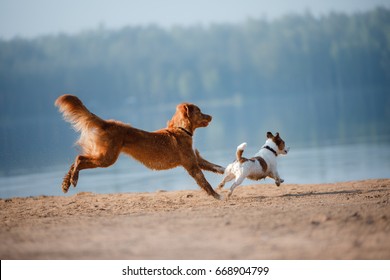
xmin=0 ymin=143 xmax=389 ymax=198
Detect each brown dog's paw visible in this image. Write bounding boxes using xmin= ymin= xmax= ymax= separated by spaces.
xmin=62 ymin=181 xmax=71 ymax=193
xmin=213 ymin=192 xmax=223 ymax=200
xmin=70 ymin=172 xmax=79 ymax=187
xmin=216 ymin=166 xmax=226 ymax=174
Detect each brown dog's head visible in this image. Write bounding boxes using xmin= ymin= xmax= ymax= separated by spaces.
xmin=167 ymin=103 xmax=212 ymax=135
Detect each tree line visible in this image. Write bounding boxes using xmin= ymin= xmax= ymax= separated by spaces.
xmin=0 ymin=8 xmax=389 ymax=174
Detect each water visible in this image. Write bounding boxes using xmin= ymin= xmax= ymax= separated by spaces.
xmin=0 ymin=143 xmax=389 ymax=199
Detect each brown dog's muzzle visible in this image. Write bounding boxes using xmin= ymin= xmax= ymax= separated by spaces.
xmin=200 ymin=114 xmax=212 ymax=127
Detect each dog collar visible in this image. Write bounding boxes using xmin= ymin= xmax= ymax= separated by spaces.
xmin=178 ymin=127 xmax=193 ymax=137
xmin=263 ymin=145 xmax=278 ymax=157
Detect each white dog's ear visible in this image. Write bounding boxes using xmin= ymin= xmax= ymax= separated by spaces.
xmin=267 ymin=132 xmax=274 ymax=138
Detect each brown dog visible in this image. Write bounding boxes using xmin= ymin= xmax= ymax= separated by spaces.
xmin=55 ymin=94 xmax=224 ymax=199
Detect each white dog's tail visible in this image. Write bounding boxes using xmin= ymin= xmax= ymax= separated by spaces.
xmin=236 ymin=142 xmax=247 ymax=162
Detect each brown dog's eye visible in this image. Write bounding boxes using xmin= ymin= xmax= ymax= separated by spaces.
xmin=188 ymin=105 xmax=201 ymax=116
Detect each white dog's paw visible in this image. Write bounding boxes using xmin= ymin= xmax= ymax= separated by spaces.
xmin=275 ymin=178 xmax=284 ymax=186
xmin=224 ymin=191 xmax=233 ymax=201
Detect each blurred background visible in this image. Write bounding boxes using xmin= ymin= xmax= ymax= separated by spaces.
xmin=0 ymin=0 xmax=389 ymax=198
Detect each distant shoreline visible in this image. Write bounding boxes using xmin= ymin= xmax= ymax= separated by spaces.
xmin=2 ymin=141 xmax=390 ymax=200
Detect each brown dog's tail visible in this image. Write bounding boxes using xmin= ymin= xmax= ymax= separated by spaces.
xmin=236 ymin=142 xmax=247 ymax=162
xmin=55 ymin=94 xmax=104 ymax=133
xmin=55 ymin=94 xmax=106 ymax=155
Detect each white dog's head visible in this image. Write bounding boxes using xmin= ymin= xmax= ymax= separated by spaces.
xmin=266 ymin=132 xmax=290 ymax=155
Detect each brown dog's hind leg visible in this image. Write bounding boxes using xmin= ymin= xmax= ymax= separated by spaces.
xmin=61 ymin=152 xmax=120 ymax=193
xmin=71 ymin=154 xmax=120 ymax=187
xmin=60 ymin=156 xmax=99 ymax=193
xmin=61 ymin=163 xmax=74 ymax=193
xmin=70 ymin=155 xmax=100 ymax=187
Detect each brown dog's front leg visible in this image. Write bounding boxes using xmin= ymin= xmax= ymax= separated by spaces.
xmin=194 ymin=149 xmax=225 ymax=174
xmin=185 ymin=166 xmax=221 ymax=200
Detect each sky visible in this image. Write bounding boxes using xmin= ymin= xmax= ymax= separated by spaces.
xmin=1 ymin=0 xmax=390 ymax=39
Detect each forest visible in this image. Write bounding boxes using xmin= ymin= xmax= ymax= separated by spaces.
xmin=0 ymin=8 xmax=389 ymax=174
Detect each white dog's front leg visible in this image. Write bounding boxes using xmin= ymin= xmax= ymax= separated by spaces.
xmin=275 ymin=178 xmax=284 ymax=186
xmin=269 ymin=171 xmax=284 ymax=186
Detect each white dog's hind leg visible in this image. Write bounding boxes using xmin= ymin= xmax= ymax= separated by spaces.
xmin=226 ymin=176 xmax=246 ymax=200
xmin=217 ymin=173 xmax=235 ymax=190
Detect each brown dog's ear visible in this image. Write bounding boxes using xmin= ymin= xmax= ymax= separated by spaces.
xmin=184 ymin=104 xmax=191 ymax=118
xmin=267 ymin=132 xmax=274 ymax=138
xmin=275 ymin=132 xmax=280 ymax=138
xmin=177 ymin=103 xmax=190 ymax=118
xmin=168 ymin=104 xmax=188 ymax=128
xmin=168 ymin=103 xmax=192 ymax=130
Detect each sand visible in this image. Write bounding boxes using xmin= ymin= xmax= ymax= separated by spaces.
xmin=0 ymin=179 xmax=389 ymax=259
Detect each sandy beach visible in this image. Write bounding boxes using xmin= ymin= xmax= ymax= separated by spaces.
xmin=0 ymin=179 xmax=389 ymax=259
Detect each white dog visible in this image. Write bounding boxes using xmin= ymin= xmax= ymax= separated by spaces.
xmin=217 ymin=132 xmax=289 ymax=199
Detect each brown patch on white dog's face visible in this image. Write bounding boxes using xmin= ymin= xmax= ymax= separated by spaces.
xmin=274 ymin=133 xmax=286 ymax=151
xmin=266 ymin=131 xmax=289 ymax=154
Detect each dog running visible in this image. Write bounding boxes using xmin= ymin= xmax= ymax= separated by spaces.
xmin=55 ymin=94 xmax=225 ymax=199
xmin=217 ymin=132 xmax=289 ymax=199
